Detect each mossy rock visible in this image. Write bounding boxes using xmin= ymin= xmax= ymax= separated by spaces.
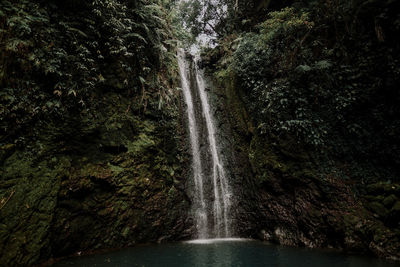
xmin=0 ymin=151 xmax=65 ymax=266
xmin=384 ymin=201 xmax=400 ymax=228
xmin=365 ymin=201 xmax=389 ymax=218
xmin=364 ymin=195 xmax=385 ymax=202
xmin=343 ymin=213 xmax=360 ymax=228
xmin=392 ymin=201 xmax=400 ymax=212
xmin=383 ymin=194 xmax=398 ymax=208
xmin=366 ymin=182 xmax=399 ymax=195
xmin=0 ymin=144 xmax=16 ymax=163
xmin=0 ymin=86 xmax=188 ymax=266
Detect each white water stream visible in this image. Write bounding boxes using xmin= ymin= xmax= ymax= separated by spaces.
xmin=178 ymin=49 xmax=232 ymax=238
xmin=178 ymin=50 xmax=208 ymax=239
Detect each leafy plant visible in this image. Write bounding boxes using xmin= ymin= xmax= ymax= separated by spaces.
xmin=210 ymin=0 xmax=400 ymax=171
xmin=0 ymin=0 xmax=181 ymax=143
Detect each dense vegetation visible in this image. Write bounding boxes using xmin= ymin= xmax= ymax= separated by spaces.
xmin=1 ymin=1 xmax=190 ymax=266
xmin=0 ymin=0 xmax=179 ymax=144
xmin=190 ymin=0 xmax=400 ymax=181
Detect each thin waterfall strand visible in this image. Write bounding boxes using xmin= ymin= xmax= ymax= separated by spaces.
xmin=178 ymin=50 xmax=208 ymax=239
xmin=194 ymin=57 xmax=232 ymax=238
xmin=178 ymin=49 xmax=232 ymax=239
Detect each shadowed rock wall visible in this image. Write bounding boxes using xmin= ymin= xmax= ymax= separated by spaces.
xmin=0 ymin=92 xmax=192 ymax=266
xmin=203 ymin=67 xmax=400 ymax=261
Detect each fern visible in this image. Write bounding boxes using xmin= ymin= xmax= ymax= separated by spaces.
xmin=123 ymin=32 xmax=148 ymax=43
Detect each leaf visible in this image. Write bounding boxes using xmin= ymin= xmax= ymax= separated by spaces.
xmin=158 ymin=98 xmax=163 ymax=109
xmin=296 ymin=64 xmax=312 ymax=72
xmin=68 ymin=89 xmax=77 ymax=97
xmin=53 ymin=90 xmax=62 ymax=96
xmin=68 ymin=27 xmax=88 ymax=38
xmin=124 ymin=33 xmax=148 ymax=44
xmin=314 ymin=60 xmax=332 ymax=70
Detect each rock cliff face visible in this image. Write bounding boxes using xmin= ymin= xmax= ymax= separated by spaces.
xmin=0 ymin=92 xmax=192 ymax=266
xmin=203 ymin=68 xmax=400 ymax=261
xmin=0 ymin=0 xmax=193 ymax=265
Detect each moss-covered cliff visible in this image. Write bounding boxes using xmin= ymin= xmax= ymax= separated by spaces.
xmin=0 ymin=94 xmax=191 ymax=266
xmin=0 ymin=0 xmax=191 ymax=266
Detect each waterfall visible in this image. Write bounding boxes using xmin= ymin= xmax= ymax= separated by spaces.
xmin=178 ymin=49 xmax=232 ymax=239
xmin=178 ymin=50 xmax=208 ymax=239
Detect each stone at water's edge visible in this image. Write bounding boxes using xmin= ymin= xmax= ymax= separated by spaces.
xmin=0 ymin=92 xmax=191 ymax=266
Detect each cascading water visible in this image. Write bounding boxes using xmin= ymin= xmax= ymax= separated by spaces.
xmin=178 ymin=49 xmax=232 ymax=239
xmin=194 ymin=57 xmax=232 ymax=238
xmin=178 ymin=50 xmax=208 ymax=239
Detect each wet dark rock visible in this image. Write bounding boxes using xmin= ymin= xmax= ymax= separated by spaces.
xmin=0 ymin=93 xmax=191 ymax=266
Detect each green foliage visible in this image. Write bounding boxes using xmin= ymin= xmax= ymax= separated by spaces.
xmin=259 ymin=7 xmax=314 ymax=42
xmin=0 ymin=0 xmax=180 ymax=143
xmin=176 ymin=0 xmax=242 ymax=44
xmin=211 ymin=0 xmax=400 ymax=169
xmin=176 ymin=0 xmax=292 ymax=44
xmin=232 ymin=7 xmax=324 ymax=145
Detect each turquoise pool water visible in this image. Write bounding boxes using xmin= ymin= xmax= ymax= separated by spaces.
xmin=53 ymin=238 xmax=398 ymax=267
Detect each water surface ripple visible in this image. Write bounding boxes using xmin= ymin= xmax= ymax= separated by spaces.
xmin=54 ymin=240 xmax=398 ymax=267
